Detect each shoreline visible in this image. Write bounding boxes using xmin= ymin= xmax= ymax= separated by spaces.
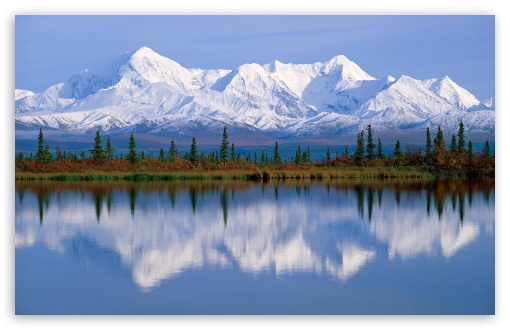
xmin=15 ymin=167 xmax=445 ymax=182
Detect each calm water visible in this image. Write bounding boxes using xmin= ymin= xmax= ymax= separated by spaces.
xmin=15 ymin=180 xmax=494 ymax=315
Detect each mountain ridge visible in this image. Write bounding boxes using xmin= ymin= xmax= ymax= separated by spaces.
xmin=15 ymin=47 xmax=495 ymax=143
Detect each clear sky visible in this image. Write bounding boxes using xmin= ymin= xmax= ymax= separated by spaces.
xmin=15 ymin=15 xmax=495 ymax=100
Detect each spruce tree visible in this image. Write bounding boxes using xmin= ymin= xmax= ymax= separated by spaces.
xmin=158 ymin=148 xmax=165 ymax=162
xmin=220 ymin=126 xmax=229 ymax=165
xmin=483 ymin=140 xmax=491 ymax=160
xmin=90 ymin=131 xmax=106 ymax=161
xmin=457 ymin=120 xmax=466 ymax=158
xmin=274 ymin=141 xmax=282 ymax=165
xmin=106 ymin=137 xmax=114 ymax=162
xmin=450 ymin=135 xmax=457 ymax=154
xmin=326 ymin=147 xmax=331 ymax=162
xmin=190 ymin=137 xmax=198 ymax=163
xmin=230 ymin=143 xmax=236 ymax=162
xmin=433 ymin=126 xmax=446 ymax=169
xmin=467 ymin=140 xmax=474 ymax=166
xmin=425 ymin=127 xmax=432 ymax=160
xmin=36 ymin=128 xmax=47 ymax=163
xmin=394 ymin=140 xmax=402 ymax=157
xmin=168 ymin=139 xmax=178 ymax=162
xmin=377 ymin=138 xmax=384 ymax=159
xmin=433 ymin=126 xmax=445 ymax=151
xmin=295 ymin=145 xmax=302 ymax=164
xmin=354 ymin=131 xmax=365 ymax=166
xmin=366 ymin=124 xmax=376 ymax=160
xmin=44 ymin=143 xmax=52 ymax=162
xmin=126 ymin=134 xmax=138 ymax=164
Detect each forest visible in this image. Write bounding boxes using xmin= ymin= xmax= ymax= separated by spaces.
xmin=15 ymin=121 xmax=495 ymax=180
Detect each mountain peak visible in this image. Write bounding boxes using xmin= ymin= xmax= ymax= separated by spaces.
xmin=322 ymin=54 xmax=375 ymax=81
xmin=129 ymin=46 xmax=162 ymax=61
xmin=424 ymin=76 xmax=480 ymax=110
xmin=15 ymin=49 xmax=494 ymax=140
xmin=120 ymin=46 xmax=201 ymax=90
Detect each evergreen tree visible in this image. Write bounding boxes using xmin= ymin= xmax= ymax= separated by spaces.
xmin=106 ymin=137 xmax=114 ymax=162
xmin=90 ymin=131 xmax=106 ymax=161
xmin=467 ymin=140 xmax=474 ymax=166
xmin=44 ymin=143 xmax=52 ymax=162
xmin=295 ymin=145 xmax=302 ymax=164
xmin=483 ymin=140 xmax=491 ymax=160
xmin=247 ymin=152 xmax=251 ymax=163
xmin=366 ymin=124 xmax=376 ymax=160
xmin=377 ymin=138 xmax=384 ymax=159
xmin=450 ymin=135 xmax=457 ymax=154
xmin=394 ymin=140 xmax=402 ymax=157
xmin=80 ymin=151 xmax=87 ymax=161
xmin=16 ymin=152 xmax=25 ymax=162
xmin=190 ymin=137 xmax=198 ymax=163
xmin=457 ymin=120 xmax=466 ymax=158
xmin=158 ymin=148 xmax=165 ymax=162
xmin=425 ymin=127 xmax=432 ymax=160
xmin=433 ymin=126 xmax=447 ymax=170
xmin=126 ymin=134 xmax=138 ymax=164
xmin=220 ymin=126 xmax=229 ymax=165
xmin=433 ymin=126 xmax=445 ymax=151
xmin=140 ymin=151 xmax=145 ymax=160
xmin=342 ymin=146 xmax=349 ymax=158
xmin=354 ymin=131 xmax=365 ymax=166
xmin=254 ymin=152 xmax=257 ymax=165
xmin=326 ymin=147 xmax=331 ymax=162
xmin=230 ymin=143 xmax=236 ymax=162
xmin=168 ymin=139 xmax=178 ymax=162
xmin=273 ymin=141 xmax=282 ymax=165
xmin=302 ymin=150 xmax=307 ymax=163
xmin=36 ymin=128 xmax=49 ymax=163
xmin=261 ymin=150 xmax=265 ymax=166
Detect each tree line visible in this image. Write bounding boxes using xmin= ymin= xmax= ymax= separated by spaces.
xmin=15 ymin=122 xmax=494 ymax=177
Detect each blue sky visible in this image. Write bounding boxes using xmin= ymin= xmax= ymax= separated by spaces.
xmin=16 ymin=15 xmax=495 ymax=100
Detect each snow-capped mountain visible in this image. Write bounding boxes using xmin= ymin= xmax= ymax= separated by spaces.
xmin=15 ymin=47 xmax=494 ymax=141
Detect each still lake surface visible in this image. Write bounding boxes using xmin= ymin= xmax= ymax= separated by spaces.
xmin=15 ymin=179 xmax=494 ymax=315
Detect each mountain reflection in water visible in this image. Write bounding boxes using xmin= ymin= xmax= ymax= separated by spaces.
xmin=15 ymin=180 xmax=494 ymax=291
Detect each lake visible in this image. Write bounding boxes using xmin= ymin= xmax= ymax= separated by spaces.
xmin=15 ymin=179 xmax=495 ymax=315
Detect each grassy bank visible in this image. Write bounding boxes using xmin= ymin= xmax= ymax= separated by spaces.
xmin=15 ymin=166 xmax=435 ymax=182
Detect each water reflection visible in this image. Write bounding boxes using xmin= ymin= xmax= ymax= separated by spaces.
xmin=15 ymin=179 xmax=494 ymax=290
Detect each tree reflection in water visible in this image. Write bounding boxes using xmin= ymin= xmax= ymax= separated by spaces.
xmin=15 ymin=178 xmax=494 ymax=291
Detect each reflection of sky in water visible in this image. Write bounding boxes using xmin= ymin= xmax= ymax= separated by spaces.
xmin=15 ymin=181 xmax=494 ymax=291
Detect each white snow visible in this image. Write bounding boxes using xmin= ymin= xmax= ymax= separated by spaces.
xmin=15 ymin=46 xmax=495 ymax=138
xmin=15 ymin=89 xmax=35 ymax=101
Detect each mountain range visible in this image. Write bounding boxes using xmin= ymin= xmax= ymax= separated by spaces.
xmin=15 ymin=47 xmax=495 ymax=147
